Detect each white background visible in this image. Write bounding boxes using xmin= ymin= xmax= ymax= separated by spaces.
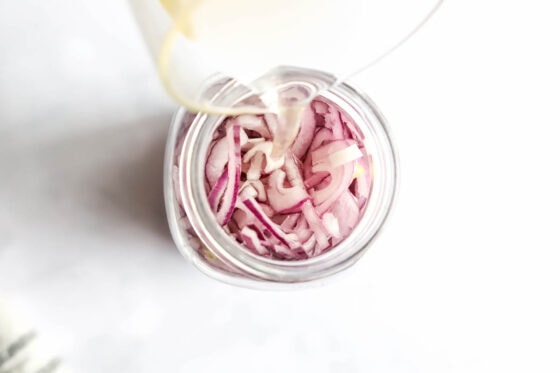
xmin=1 ymin=1 xmax=559 ymax=372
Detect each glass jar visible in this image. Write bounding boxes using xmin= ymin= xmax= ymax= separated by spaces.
xmin=163 ymin=75 xmax=398 ymax=289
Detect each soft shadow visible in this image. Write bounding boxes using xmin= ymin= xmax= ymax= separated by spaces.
xmin=31 ymin=111 xmax=176 ymax=243
xmin=95 ymin=114 xmax=172 ymax=240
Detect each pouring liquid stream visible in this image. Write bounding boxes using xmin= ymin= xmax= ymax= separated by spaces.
xmin=157 ymin=0 xmax=444 ymax=158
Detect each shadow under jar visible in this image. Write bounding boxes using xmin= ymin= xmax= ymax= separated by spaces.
xmin=164 ymin=77 xmax=397 ymax=289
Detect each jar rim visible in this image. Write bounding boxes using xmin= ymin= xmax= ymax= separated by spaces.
xmin=172 ymin=76 xmax=398 ymax=284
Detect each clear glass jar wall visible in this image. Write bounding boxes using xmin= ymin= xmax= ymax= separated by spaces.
xmin=164 ymin=77 xmax=397 ymax=288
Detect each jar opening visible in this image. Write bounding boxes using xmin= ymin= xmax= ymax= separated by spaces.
xmin=168 ymin=70 xmax=397 ymax=284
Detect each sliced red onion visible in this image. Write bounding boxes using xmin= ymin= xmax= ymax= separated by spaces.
xmin=293 ymin=214 xmax=308 ymax=231
xmin=240 ymin=180 xmax=266 ymax=202
xmin=354 ymin=152 xmax=372 ymax=208
xmin=202 ymin=98 xmax=372 ymax=260
xmin=301 ymin=200 xmax=329 ymax=249
xmin=239 ymin=127 xmax=249 ymax=147
xmin=238 ymin=183 xmax=258 ymax=200
xmin=205 ymin=136 xmax=228 ymax=187
xmin=242 ymin=197 xmax=299 ymax=249
xmin=242 ymin=137 xmax=266 ymax=151
xmin=324 ymin=107 xmax=344 ymax=140
xmin=313 ymin=238 xmax=331 ymax=256
xmin=294 ymin=225 xmax=313 ymax=243
xmin=232 ymin=208 xmax=254 ymax=229
xmin=235 ymin=114 xmax=271 ymax=138
xmin=309 ymin=127 xmax=334 ymax=151
xmin=280 ymin=214 xmax=299 ymax=230
xmin=312 ymin=143 xmax=363 ymax=173
xmin=330 ymin=191 xmax=360 ymax=242
xmin=246 ymin=152 xmax=264 ymax=180
xmin=301 ymin=235 xmax=316 ymax=256
xmin=260 ymin=202 xmax=276 ymax=218
xmin=339 ymin=110 xmax=364 ymax=141
xmin=227 ymin=218 xmax=240 ymax=235
xmin=302 ymin=151 xmax=313 ymax=181
xmin=312 ymin=100 xmax=329 ymax=115
xmin=264 ymin=113 xmax=278 ymax=135
xmin=271 ymin=244 xmax=307 ymax=260
xmin=313 ymin=161 xmax=356 ymax=215
xmin=315 ymin=174 xmax=332 ymax=191
xmin=247 ymin=223 xmax=266 ymax=240
xmin=178 ymin=216 xmax=190 ymax=231
xmin=215 ymin=125 xmax=241 ymax=225
xmin=240 ymin=226 xmax=269 ymax=255
xmin=311 ymin=140 xmax=353 ymax=165
xmin=279 ymin=199 xmax=310 ymax=214
xmin=284 ymin=154 xmax=305 ymax=188
xmin=322 ymin=212 xmax=341 ymax=239
xmin=267 ymin=170 xmax=310 ymax=214
xmin=304 ymin=172 xmax=329 ymax=189
xmin=208 ymin=169 xmax=228 ymax=211
xmin=291 ymin=105 xmax=316 ymax=159
xmin=243 ymin=141 xmax=285 ymax=173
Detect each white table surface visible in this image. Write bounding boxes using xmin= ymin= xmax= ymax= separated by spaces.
xmin=1 ymin=1 xmax=559 ymax=372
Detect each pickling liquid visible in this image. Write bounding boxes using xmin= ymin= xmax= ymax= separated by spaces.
xmin=158 ymin=0 xmax=339 ymax=155
xmin=156 ymin=0 xmax=443 ymax=155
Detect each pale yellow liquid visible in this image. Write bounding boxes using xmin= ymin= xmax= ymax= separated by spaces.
xmin=158 ymin=0 xmax=325 ymax=156
xmin=156 ymin=0 xmax=444 ymax=156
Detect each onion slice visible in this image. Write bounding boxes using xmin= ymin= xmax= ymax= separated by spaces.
xmin=322 ymin=212 xmax=341 ymax=239
xmin=330 ymin=191 xmax=360 ymax=243
xmin=267 ymin=170 xmax=310 ymax=214
xmin=205 ymin=136 xmax=228 ymax=186
xmin=243 ymin=141 xmax=285 ymax=173
xmin=242 ymin=197 xmax=299 ymax=249
xmin=272 ymin=244 xmax=308 ymax=260
xmin=246 ymin=152 xmax=264 ymax=180
xmin=324 ymin=107 xmax=344 ymax=140
xmin=235 ymin=115 xmax=271 ymax=138
xmin=240 ymin=180 xmax=266 ymax=202
xmin=354 ymin=153 xmax=372 ymax=208
xmin=240 ymin=226 xmax=269 ymax=255
xmin=312 ymin=142 xmax=363 ymax=173
xmin=309 ymin=127 xmax=334 ymax=152
xmin=313 ymin=160 xmax=356 ymax=215
xmin=280 ymin=214 xmax=299 ymax=230
xmin=208 ymin=169 xmax=228 ymax=212
xmin=291 ymin=105 xmax=316 ymax=159
xmin=301 ymin=200 xmax=329 ymax=249
xmin=304 ymin=172 xmax=329 ymax=189
xmin=215 ymin=125 xmax=241 ymax=225
xmin=312 ymin=100 xmax=329 ymax=114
